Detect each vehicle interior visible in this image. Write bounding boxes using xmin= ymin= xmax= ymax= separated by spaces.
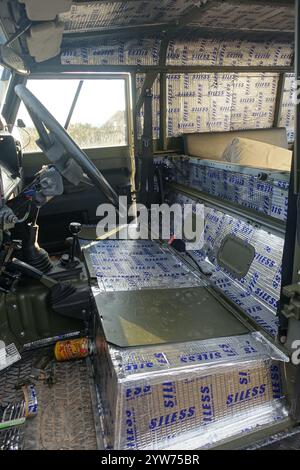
xmin=0 ymin=0 xmax=299 ymax=451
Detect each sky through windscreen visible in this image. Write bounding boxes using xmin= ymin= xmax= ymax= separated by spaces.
xmin=17 ymin=78 xmax=126 ymax=128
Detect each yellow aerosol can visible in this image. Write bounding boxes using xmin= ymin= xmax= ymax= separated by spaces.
xmin=54 ymin=337 xmax=91 ymax=362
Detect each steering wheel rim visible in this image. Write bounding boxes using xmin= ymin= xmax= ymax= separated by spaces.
xmin=15 ymin=84 xmax=121 ymax=209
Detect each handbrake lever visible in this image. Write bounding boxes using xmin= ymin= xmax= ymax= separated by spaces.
xmin=9 ymin=258 xmax=58 ymax=288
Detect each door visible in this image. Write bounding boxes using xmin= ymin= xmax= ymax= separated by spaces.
xmin=13 ymin=74 xmax=134 ymax=251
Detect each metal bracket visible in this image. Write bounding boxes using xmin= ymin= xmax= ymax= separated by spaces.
xmin=282 ymin=284 xmax=300 ymax=320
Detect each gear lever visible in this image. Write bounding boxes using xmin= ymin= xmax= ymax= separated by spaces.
xmin=60 ymin=222 xmax=82 ymax=268
xmin=69 ymin=222 xmax=82 ymax=264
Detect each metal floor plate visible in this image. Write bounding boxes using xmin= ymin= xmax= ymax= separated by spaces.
xmin=92 ymin=286 xmax=248 ymax=347
xmin=0 ymin=351 xmax=98 ymax=450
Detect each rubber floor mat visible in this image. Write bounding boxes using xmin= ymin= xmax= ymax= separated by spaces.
xmin=0 ymin=351 xmax=98 ymax=450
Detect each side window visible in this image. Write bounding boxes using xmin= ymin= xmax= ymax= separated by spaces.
xmin=16 ymin=78 xmax=128 ymax=153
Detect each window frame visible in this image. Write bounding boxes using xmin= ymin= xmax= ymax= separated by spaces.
xmin=0 ymin=66 xmax=12 ymax=113
xmin=15 ymin=72 xmax=133 ymax=153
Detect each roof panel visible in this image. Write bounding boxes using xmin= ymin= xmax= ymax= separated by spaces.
xmin=59 ymin=1 xmax=295 ymax=34
xmin=192 ymin=2 xmax=294 ymax=31
xmin=60 ymin=0 xmax=201 ymax=31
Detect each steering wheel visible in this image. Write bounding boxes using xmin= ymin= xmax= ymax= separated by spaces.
xmin=14 ymin=84 xmax=122 ymax=209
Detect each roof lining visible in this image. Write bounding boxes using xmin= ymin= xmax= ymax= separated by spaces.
xmin=0 ymin=0 xmax=296 ymax=64
xmin=60 ymin=0 xmax=295 ymax=49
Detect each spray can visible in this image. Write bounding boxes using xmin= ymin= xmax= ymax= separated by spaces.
xmin=54 ymin=337 xmax=91 ymax=362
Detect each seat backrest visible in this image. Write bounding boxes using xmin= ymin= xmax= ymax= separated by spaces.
xmin=184 ymin=128 xmax=289 ymax=161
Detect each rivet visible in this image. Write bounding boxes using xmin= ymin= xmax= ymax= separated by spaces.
xmin=280 ymin=335 xmax=287 ymax=344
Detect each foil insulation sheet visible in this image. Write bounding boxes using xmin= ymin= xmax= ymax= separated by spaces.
xmin=188 ymin=1 xmax=294 ymax=31
xmin=61 ymin=39 xmax=294 ymax=142
xmin=280 ymin=73 xmax=296 ymax=143
xmin=166 ymin=40 xmax=293 ymax=67
xmin=0 ymin=344 xmax=21 ymax=372
xmin=59 ymin=1 xmax=293 ymax=33
xmin=61 ymin=37 xmax=293 ymax=67
xmin=94 ymin=331 xmax=288 ymax=450
xmin=82 ymin=240 xmax=206 ymax=292
xmin=60 ymin=1 xmax=200 ymax=31
xmin=61 ymin=38 xmax=293 ymax=67
xmin=166 ymin=156 xmax=290 ymax=222
xmin=167 ymin=190 xmax=283 ymax=337
xmin=61 ymin=37 xmax=161 ymax=66
xmin=166 ymin=72 xmax=279 ymax=137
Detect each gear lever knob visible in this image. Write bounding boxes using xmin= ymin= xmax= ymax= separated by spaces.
xmin=60 ymin=223 xmax=82 ymax=269
xmin=69 ymin=222 xmax=82 ymax=236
